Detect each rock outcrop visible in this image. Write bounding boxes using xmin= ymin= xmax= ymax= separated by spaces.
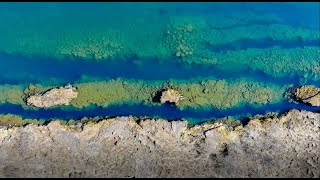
xmin=294 ymin=85 xmax=320 ymax=106
xmin=26 ymin=85 xmax=78 ymax=108
xmin=160 ymin=89 xmax=184 ymax=105
xmin=0 ymin=109 xmax=319 ymax=178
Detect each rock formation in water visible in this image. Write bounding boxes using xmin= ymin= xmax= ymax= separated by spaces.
xmin=160 ymin=89 xmax=184 ymax=105
xmin=0 ymin=109 xmax=319 ymax=178
xmin=294 ymin=85 xmax=320 ymax=106
xmin=26 ymin=84 xmax=78 ymax=108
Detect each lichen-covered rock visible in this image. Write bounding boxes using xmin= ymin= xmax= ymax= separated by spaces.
xmin=26 ymin=85 xmax=78 ymax=108
xmin=294 ymin=85 xmax=320 ymax=106
xmin=0 ymin=109 xmax=318 ymax=178
xmin=160 ymin=89 xmax=184 ymax=105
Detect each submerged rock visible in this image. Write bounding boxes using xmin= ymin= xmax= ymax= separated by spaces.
xmin=294 ymin=85 xmax=320 ymax=106
xmin=26 ymin=84 xmax=78 ymax=108
xmin=160 ymin=89 xmax=184 ymax=105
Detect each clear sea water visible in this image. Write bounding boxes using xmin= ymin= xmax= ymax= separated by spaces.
xmin=0 ymin=2 xmax=319 ymax=124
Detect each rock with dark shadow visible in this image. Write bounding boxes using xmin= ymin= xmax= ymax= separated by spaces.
xmin=160 ymin=89 xmax=184 ymax=105
xmin=294 ymin=85 xmax=320 ymax=106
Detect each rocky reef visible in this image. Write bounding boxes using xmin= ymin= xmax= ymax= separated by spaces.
xmin=26 ymin=85 xmax=78 ymax=108
xmin=0 ymin=109 xmax=319 ymax=178
xmin=293 ymin=85 xmax=320 ymax=106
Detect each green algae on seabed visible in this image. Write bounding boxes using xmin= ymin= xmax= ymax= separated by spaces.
xmin=0 ymin=84 xmax=57 ymax=109
xmin=2 ymin=13 xmax=318 ymax=60
xmin=0 ymin=113 xmax=241 ymax=130
xmin=203 ymin=24 xmax=320 ymax=45
xmin=0 ymin=12 xmax=319 ymax=80
xmin=0 ymin=85 xmax=25 ymax=105
xmin=68 ymin=78 xmax=290 ymax=110
xmin=0 ymin=78 xmax=290 ymax=110
xmin=0 ymin=112 xmax=240 ymax=129
xmin=192 ymin=47 xmax=320 ymax=80
xmin=0 ymin=114 xmax=45 ymax=127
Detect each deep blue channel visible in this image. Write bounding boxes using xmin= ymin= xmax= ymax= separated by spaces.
xmin=0 ymin=101 xmax=319 ymax=125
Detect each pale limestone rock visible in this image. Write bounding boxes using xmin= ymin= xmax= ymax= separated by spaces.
xmin=171 ymin=120 xmax=188 ymax=137
xmin=294 ymin=85 xmax=320 ymax=106
xmin=0 ymin=109 xmax=319 ymax=178
xmin=160 ymin=89 xmax=184 ymax=105
xmin=27 ymin=85 xmax=78 ymax=108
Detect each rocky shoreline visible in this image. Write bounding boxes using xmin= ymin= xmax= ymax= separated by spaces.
xmin=0 ymin=109 xmax=319 ymax=178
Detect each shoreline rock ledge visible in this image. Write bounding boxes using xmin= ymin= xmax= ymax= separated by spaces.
xmin=26 ymin=84 xmax=78 ymax=108
xmin=294 ymin=85 xmax=320 ymax=106
xmin=0 ymin=109 xmax=319 ymax=178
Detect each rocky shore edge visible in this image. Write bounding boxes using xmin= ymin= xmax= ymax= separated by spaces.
xmin=0 ymin=108 xmax=319 ymax=178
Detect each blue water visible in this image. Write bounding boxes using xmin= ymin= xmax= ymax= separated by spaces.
xmin=0 ymin=52 xmax=318 ymax=86
xmin=0 ymin=101 xmax=319 ymax=125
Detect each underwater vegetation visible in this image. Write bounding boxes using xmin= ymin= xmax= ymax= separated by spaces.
xmin=0 ymin=78 xmax=290 ymax=110
xmin=0 ymin=114 xmax=44 ymax=127
xmin=0 ymin=3 xmax=319 ymax=80
xmin=0 ymin=3 xmax=320 ymax=179
xmin=0 ymin=85 xmax=25 ymax=105
xmin=0 ymin=2 xmax=319 ymax=125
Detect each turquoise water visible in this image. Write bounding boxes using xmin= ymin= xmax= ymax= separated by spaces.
xmin=0 ymin=2 xmax=319 ymax=124
xmin=205 ymin=39 xmax=319 ymax=53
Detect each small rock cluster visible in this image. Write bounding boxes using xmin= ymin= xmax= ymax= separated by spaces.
xmin=164 ymin=23 xmax=198 ymax=58
xmin=59 ymin=35 xmax=123 ymax=60
xmin=175 ymin=44 xmax=193 ymax=57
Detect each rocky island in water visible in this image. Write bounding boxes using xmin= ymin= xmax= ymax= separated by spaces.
xmin=0 ymin=2 xmax=319 ymax=178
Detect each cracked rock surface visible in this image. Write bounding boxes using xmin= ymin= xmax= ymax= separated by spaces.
xmin=0 ymin=109 xmax=319 ymax=178
xmin=294 ymin=85 xmax=320 ymax=107
xmin=26 ymin=85 xmax=78 ymax=108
